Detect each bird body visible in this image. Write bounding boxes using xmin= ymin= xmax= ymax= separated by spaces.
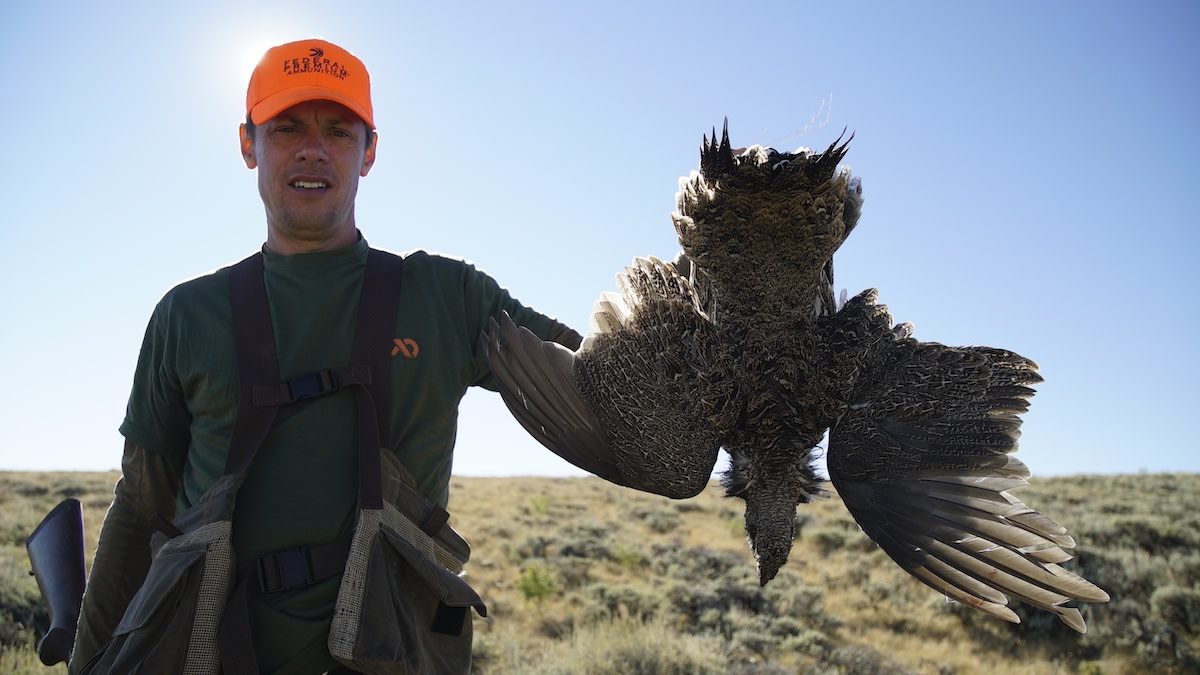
xmin=482 ymin=122 xmax=1109 ymax=632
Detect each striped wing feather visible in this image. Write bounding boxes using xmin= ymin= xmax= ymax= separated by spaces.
xmin=829 ymin=342 xmax=1108 ymax=632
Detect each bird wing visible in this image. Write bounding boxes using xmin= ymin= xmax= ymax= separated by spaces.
xmin=827 ymin=341 xmax=1109 ymax=632
xmin=482 ymin=257 xmax=723 ymax=499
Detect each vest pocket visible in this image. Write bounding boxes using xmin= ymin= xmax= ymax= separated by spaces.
xmin=329 ymin=509 xmax=486 ymax=675
xmin=81 ymin=521 xmax=233 ymax=675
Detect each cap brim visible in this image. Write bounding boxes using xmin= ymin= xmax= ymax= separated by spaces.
xmin=249 ymin=86 xmax=374 ymax=129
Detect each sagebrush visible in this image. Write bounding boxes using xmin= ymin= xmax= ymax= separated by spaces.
xmin=2 ymin=471 xmax=1197 ymax=674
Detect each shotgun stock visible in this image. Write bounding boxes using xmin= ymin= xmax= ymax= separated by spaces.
xmin=26 ymin=498 xmax=87 ymax=666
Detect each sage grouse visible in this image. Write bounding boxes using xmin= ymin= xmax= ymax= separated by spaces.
xmin=482 ymin=122 xmax=1109 ymax=632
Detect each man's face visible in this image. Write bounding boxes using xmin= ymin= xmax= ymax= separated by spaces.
xmin=240 ymin=100 xmax=377 ymax=253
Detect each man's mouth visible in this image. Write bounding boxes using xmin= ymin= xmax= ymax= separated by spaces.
xmin=292 ymin=180 xmax=328 ymax=189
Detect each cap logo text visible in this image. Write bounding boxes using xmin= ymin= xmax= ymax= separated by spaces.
xmin=281 ymin=51 xmax=350 ymax=80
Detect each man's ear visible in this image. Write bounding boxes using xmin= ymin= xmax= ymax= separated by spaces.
xmin=239 ymin=124 xmax=257 ymax=169
xmin=360 ymin=132 xmax=378 ymax=177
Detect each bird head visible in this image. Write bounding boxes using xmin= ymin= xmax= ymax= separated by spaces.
xmin=722 ymin=445 xmax=825 ymax=585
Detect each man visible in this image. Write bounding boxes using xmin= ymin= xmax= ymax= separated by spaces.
xmin=70 ymin=38 xmax=581 ymax=674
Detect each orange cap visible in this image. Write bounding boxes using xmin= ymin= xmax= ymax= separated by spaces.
xmin=246 ymin=39 xmax=374 ymax=129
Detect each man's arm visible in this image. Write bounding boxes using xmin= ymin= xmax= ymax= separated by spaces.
xmin=69 ymin=440 xmax=182 ymax=673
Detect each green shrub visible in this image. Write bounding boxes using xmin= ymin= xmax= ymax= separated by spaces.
xmin=470 ymin=631 xmax=521 ymax=674
xmin=806 ymin=527 xmax=847 ymax=556
xmin=528 ymin=616 xmax=726 ymax=675
xmin=779 ymin=628 xmax=831 ymax=658
xmin=557 ymin=519 xmax=615 ymax=560
xmin=626 ymin=505 xmax=682 ymax=534
xmin=0 ymin=568 xmax=43 ymax=650
xmin=524 ymin=495 xmax=550 ymax=516
xmin=824 ymin=644 xmax=915 ymax=675
xmin=516 ymin=563 xmax=557 ymax=606
xmin=1151 ymin=585 xmax=1200 ymax=634
xmin=584 ymin=583 xmax=664 ymax=623
xmin=550 ymin=558 xmax=592 ymax=590
xmin=611 ymin=542 xmax=647 ymax=570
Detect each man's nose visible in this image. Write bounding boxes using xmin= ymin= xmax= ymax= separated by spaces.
xmin=295 ymin=128 xmax=329 ymax=162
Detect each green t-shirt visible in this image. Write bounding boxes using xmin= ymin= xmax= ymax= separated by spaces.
xmin=119 ymin=237 xmax=563 ymax=673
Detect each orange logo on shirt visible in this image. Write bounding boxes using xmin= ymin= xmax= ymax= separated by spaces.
xmin=391 ymin=338 xmax=420 ymax=358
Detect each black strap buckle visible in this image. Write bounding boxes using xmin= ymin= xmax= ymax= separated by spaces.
xmin=256 ymin=547 xmax=313 ymax=593
xmin=286 ymin=369 xmax=337 ymax=401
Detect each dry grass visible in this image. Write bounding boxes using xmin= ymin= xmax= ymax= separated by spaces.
xmin=2 ymin=471 xmax=1197 ymax=674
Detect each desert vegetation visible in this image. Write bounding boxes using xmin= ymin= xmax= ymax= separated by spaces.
xmin=1 ymin=470 xmax=1197 ymax=674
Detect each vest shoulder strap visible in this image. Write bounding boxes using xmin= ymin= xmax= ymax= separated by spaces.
xmin=225 ymin=248 xmax=406 ymax=477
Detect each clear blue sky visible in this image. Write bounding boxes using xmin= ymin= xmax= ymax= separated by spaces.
xmin=1 ymin=1 xmax=1196 ymax=480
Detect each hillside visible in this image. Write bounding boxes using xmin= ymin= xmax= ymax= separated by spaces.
xmin=1 ymin=471 xmax=1197 ymax=674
